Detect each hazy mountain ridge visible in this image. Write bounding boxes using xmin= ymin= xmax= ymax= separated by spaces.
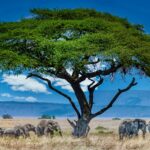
xmin=94 ymin=90 xmax=150 ymax=106
xmin=0 ymin=101 xmax=150 ymax=117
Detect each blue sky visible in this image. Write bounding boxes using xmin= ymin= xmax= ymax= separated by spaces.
xmin=0 ymin=0 xmax=149 ymax=104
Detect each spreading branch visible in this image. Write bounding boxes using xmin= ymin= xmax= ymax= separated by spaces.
xmin=87 ymin=58 xmax=100 ymax=65
xmin=88 ymin=78 xmax=95 ymax=89
xmin=27 ymin=73 xmax=81 ymax=118
xmin=91 ymin=77 xmax=137 ymax=118
xmin=77 ymin=64 xmax=122 ymax=83
xmin=88 ymin=76 xmax=104 ymax=110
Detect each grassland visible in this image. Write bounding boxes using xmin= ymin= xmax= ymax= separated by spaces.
xmin=0 ymin=118 xmax=150 ymax=150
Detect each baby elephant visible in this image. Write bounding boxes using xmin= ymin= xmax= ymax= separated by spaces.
xmin=3 ymin=128 xmax=24 ymax=138
xmin=36 ymin=120 xmax=62 ymax=137
xmin=14 ymin=123 xmax=36 ymax=137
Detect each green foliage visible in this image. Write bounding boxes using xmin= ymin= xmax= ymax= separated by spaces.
xmin=112 ymin=117 xmax=121 ymax=120
xmin=95 ymin=126 xmax=108 ymax=131
xmin=2 ymin=114 xmax=13 ymax=119
xmin=0 ymin=8 xmax=149 ymax=76
xmin=95 ymin=126 xmax=113 ymax=135
xmin=39 ymin=114 xmax=56 ymax=119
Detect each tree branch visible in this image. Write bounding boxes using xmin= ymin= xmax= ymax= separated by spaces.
xmin=71 ymin=83 xmax=91 ymax=116
xmin=88 ymin=76 xmax=104 ymax=110
xmin=77 ymin=64 xmax=122 ymax=83
xmin=67 ymin=119 xmax=76 ymax=128
xmin=87 ymin=58 xmax=100 ymax=65
xmin=91 ymin=77 xmax=137 ymax=118
xmin=27 ymin=73 xmax=81 ymax=118
xmin=88 ymin=78 xmax=95 ymax=89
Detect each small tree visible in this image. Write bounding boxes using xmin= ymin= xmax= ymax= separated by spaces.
xmin=0 ymin=9 xmax=149 ymax=137
xmin=2 ymin=114 xmax=13 ymax=119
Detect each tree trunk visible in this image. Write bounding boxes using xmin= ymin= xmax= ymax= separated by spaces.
xmin=68 ymin=117 xmax=90 ymax=138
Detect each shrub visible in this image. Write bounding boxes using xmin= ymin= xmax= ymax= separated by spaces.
xmin=39 ymin=114 xmax=56 ymax=119
xmin=95 ymin=126 xmax=107 ymax=131
xmin=112 ymin=117 xmax=121 ymax=120
xmin=2 ymin=114 xmax=13 ymax=119
xmin=95 ymin=126 xmax=113 ymax=135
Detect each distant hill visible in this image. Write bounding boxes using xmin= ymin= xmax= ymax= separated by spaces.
xmin=94 ymin=90 xmax=150 ymax=106
xmin=0 ymin=101 xmax=75 ymax=117
xmin=0 ymin=101 xmax=150 ymax=118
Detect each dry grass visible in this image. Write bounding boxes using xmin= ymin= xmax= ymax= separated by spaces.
xmin=0 ymin=118 xmax=150 ymax=150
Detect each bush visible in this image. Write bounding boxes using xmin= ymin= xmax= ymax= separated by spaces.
xmin=2 ymin=114 xmax=13 ymax=119
xmin=112 ymin=117 xmax=121 ymax=120
xmin=95 ymin=126 xmax=113 ymax=135
xmin=39 ymin=114 xmax=56 ymax=119
xmin=95 ymin=126 xmax=108 ymax=131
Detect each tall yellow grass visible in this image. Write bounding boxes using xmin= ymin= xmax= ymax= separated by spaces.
xmin=0 ymin=119 xmax=150 ymax=150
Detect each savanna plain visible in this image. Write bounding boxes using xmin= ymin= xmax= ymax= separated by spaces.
xmin=0 ymin=118 xmax=150 ymax=150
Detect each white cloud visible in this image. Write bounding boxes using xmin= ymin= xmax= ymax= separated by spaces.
xmin=53 ymin=78 xmax=74 ymax=92
xmin=80 ymin=78 xmax=93 ymax=92
xmin=2 ymin=73 xmax=97 ymax=94
xmin=52 ymin=77 xmax=94 ymax=92
xmin=25 ymin=96 xmax=37 ymax=102
xmin=1 ymin=93 xmax=12 ymax=98
xmin=2 ymin=74 xmax=50 ymax=94
xmin=0 ymin=93 xmax=37 ymax=102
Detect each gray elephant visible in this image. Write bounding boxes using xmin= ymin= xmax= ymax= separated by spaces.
xmin=36 ymin=120 xmax=48 ymax=136
xmin=119 ymin=119 xmax=146 ymax=140
xmin=44 ymin=124 xmax=54 ymax=137
xmin=0 ymin=127 xmax=5 ymax=136
xmin=3 ymin=128 xmax=24 ymax=138
xmin=15 ymin=123 xmax=36 ymax=137
xmin=133 ymin=119 xmax=146 ymax=138
xmin=147 ymin=121 xmax=150 ymax=133
xmin=36 ymin=120 xmax=62 ymax=137
xmin=119 ymin=120 xmax=137 ymax=140
xmin=119 ymin=120 xmax=128 ymax=140
xmin=47 ymin=120 xmax=62 ymax=136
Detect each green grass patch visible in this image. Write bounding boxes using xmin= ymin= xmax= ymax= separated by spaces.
xmin=95 ymin=126 xmax=108 ymax=131
xmin=95 ymin=126 xmax=113 ymax=135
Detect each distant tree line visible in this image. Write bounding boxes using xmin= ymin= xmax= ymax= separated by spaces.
xmin=39 ymin=114 xmax=56 ymax=119
xmin=2 ymin=114 xmax=13 ymax=119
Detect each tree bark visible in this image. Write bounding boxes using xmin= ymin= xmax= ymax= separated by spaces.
xmin=68 ymin=117 xmax=91 ymax=138
xmin=70 ymin=83 xmax=90 ymax=117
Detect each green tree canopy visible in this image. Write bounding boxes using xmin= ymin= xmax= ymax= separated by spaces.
xmin=0 ymin=9 xmax=150 ymax=137
xmin=0 ymin=9 xmax=149 ymax=75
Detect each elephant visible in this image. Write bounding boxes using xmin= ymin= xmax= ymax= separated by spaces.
xmin=44 ymin=124 xmax=54 ymax=137
xmin=47 ymin=121 xmax=62 ymax=136
xmin=0 ymin=127 xmax=5 ymax=136
xmin=119 ymin=119 xmax=146 ymax=140
xmin=133 ymin=119 xmax=146 ymax=138
xmin=14 ymin=123 xmax=36 ymax=137
xmin=36 ymin=120 xmax=62 ymax=137
xmin=147 ymin=121 xmax=150 ymax=133
xmin=118 ymin=120 xmax=137 ymax=140
xmin=3 ymin=127 xmax=24 ymax=138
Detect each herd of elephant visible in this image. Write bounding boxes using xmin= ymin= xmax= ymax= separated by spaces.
xmin=119 ymin=119 xmax=150 ymax=140
xmin=0 ymin=118 xmax=150 ymax=139
xmin=0 ymin=120 xmax=62 ymax=138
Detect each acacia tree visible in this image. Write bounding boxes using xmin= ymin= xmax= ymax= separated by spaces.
xmin=0 ymin=9 xmax=150 ymax=137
